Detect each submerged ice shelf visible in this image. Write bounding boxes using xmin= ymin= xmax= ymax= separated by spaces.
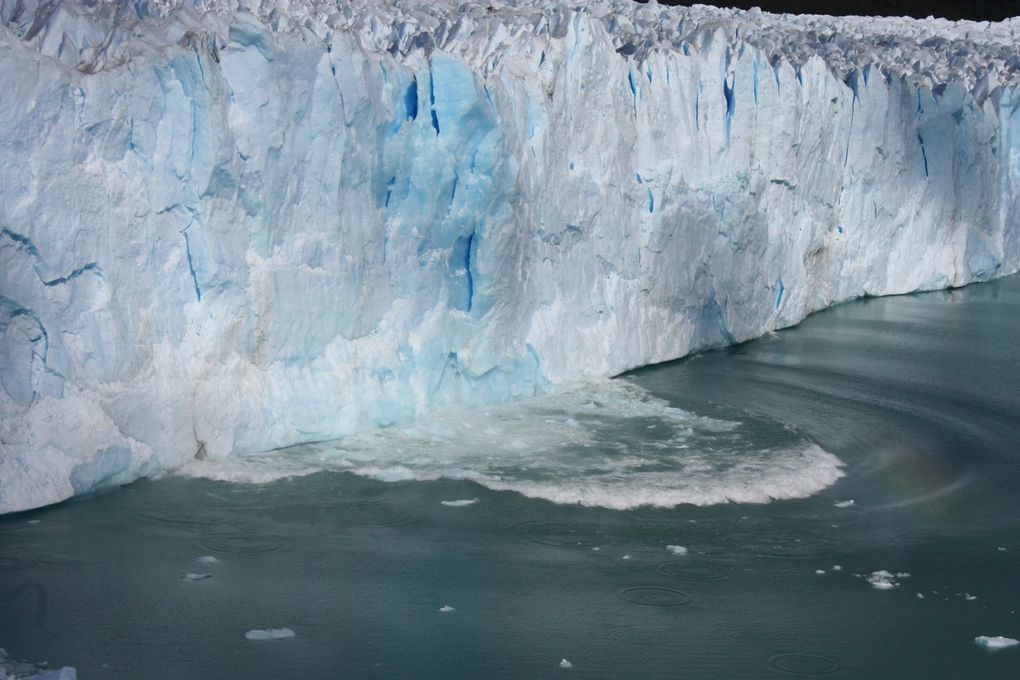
xmin=1 ymin=0 xmax=1019 ymax=513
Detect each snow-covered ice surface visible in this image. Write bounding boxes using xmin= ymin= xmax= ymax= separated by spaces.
xmin=1 ymin=0 xmax=1019 ymax=512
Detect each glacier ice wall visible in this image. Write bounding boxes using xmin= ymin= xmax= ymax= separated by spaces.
xmin=1 ymin=0 xmax=1018 ymax=513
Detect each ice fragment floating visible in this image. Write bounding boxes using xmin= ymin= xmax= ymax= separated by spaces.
xmin=245 ymin=628 xmax=295 ymax=641
xmin=975 ymin=636 xmax=1019 ymax=651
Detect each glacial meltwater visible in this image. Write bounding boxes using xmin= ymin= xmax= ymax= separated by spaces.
xmin=2 ymin=275 xmax=1019 ymax=679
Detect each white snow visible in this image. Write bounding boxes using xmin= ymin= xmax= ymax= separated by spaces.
xmin=975 ymin=636 xmax=1019 ymax=650
xmin=666 ymin=545 xmax=688 ymax=556
xmin=245 ymin=628 xmax=295 ymax=641
xmin=1 ymin=0 xmax=1018 ymax=513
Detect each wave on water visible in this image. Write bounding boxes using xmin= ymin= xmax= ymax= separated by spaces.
xmin=179 ymin=379 xmax=845 ymax=510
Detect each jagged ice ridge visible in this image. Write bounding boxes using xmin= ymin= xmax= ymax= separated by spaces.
xmin=0 ymin=0 xmax=1018 ymax=513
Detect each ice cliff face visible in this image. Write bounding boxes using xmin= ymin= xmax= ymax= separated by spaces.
xmin=1 ymin=0 xmax=1018 ymax=513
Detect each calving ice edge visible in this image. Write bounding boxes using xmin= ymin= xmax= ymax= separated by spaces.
xmin=0 ymin=0 xmax=1017 ymax=513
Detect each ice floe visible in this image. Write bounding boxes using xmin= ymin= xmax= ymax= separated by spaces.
xmin=975 ymin=636 xmax=1019 ymax=651
xmin=245 ymin=628 xmax=295 ymax=641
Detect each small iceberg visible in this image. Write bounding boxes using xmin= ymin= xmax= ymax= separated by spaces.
xmin=975 ymin=636 xmax=1018 ymax=650
xmin=245 ymin=628 xmax=295 ymax=641
xmin=440 ymin=499 xmax=478 ymax=507
xmin=182 ymin=573 xmax=211 ymax=581
xmin=866 ymin=571 xmax=899 ymax=590
xmin=439 ymin=605 xmax=455 ymax=613
xmin=195 ymin=556 xmax=219 ymax=564
xmin=666 ymin=545 xmax=688 ymax=556
xmin=559 ymin=659 xmax=573 ymax=669
xmin=834 ymin=500 xmax=855 ymax=508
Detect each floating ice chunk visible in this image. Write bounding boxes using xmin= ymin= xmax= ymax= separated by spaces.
xmin=591 ymin=547 xmax=600 ymax=552
xmin=666 ymin=545 xmax=688 ymax=556
xmin=866 ymin=571 xmax=899 ymax=590
xmin=27 ymin=519 xmax=40 ymax=524
xmin=559 ymin=659 xmax=573 ymax=669
xmin=182 ymin=573 xmax=211 ymax=581
xmin=832 ymin=565 xmax=843 ymax=571
xmin=195 ymin=556 xmax=219 ymax=564
xmin=245 ymin=628 xmax=295 ymax=641
xmin=916 ymin=593 xmax=925 ymax=599
xmin=815 ymin=570 xmax=826 ymax=575
xmin=834 ymin=500 xmax=855 ymax=508
xmin=371 ymin=466 xmax=415 ymax=482
xmin=439 ymin=605 xmax=455 ymax=613
xmin=622 ymin=554 xmax=631 ymax=560
xmin=896 ymin=572 xmax=911 ymax=578
xmin=440 ymin=499 xmax=478 ymax=507
xmin=966 ymin=594 xmax=977 ymax=601
xmin=998 ymin=547 xmax=1007 ymax=552
xmin=975 ymin=636 xmax=1019 ymax=650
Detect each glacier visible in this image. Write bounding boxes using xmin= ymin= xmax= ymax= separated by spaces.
xmin=0 ymin=0 xmax=1018 ymax=514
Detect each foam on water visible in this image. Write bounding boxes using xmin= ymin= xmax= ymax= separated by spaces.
xmin=179 ymin=379 xmax=845 ymax=510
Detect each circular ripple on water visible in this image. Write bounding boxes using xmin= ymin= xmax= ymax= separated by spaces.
xmin=335 ymin=501 xmax=413 ymax=527
xmin=140 ymin=511 xmax=226 ymax=528
xmin=769 ymin=653 xmax=839 ymax=675
xmin=37 ymin=551 xmax=113 ymax=566
xmin=0 ymin=556 xmax=36 ymax=570
xmin=746 ymin=538 xmax=844 ymax=560
xmin=656 ymin=560 xmax=732 ymax=580
xmin=720 ymin=529 xmax=846 ymax=562
xmin=616 ymin=586 xmax=692 ymax=607
xmin=514 ymin=521 xmax=613 ymax=549
xmin=201 ymin=533 xmax=287 ymax=554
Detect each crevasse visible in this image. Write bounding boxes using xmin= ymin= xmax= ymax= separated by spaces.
xmin=0 ymin=0 xmax=1018 ymax=513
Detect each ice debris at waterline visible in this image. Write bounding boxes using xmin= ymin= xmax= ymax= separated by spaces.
xmin=0 ymin=648 xmax=76 ymax=680
xmin=179 ymin=380 xmax=846 ymax=510
xmin=244 ymin=628 xmax=295 ymax=641
xmin=1 ymin=0 xmax=1019 ymax=514
xmin=974 ymin=636 xmax=1019 ymax=651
